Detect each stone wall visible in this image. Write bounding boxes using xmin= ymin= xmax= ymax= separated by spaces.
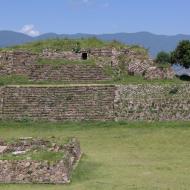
xmin=0 ymin=138 xmax=81 ymax=184
xmin=0 ymin=49 xmax=176 ymax=81
xmin=0 ymin=51 xmax=37 ymax=75
xmin=114 ymin=84 xmax=190 ymax=121
xmin=0 ymin=84 xmax=190 ymax=121
xmin=28 ymin=64 xmax=111 ymax=83
xmin=1 ymin=85 xmax=116 ymax=121
xmin=0 ymin=51 xmax=111 ymax=83
xmin=144 ymin=67 xmax=175 ymax=80
xmin=40 ymin=49 xmax=81 ymax=60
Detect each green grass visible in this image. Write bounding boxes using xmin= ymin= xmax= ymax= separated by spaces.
xmin=0 ymin=121 xmax=190 ymax=189
xmin=156 ymin=63 xmax=171 ymax=69
xmin=37 ymin=58 xmax=96 ymax=66
xmin=0 ymin=151 xmax=64 ymax=162
xmin=104 ymin=66 xmax=187 ymax=85
xmin=0 ymin=38 xmax=128 ymax=53
xmin=112 ymin=74 xmax=186 ymax=85
xmin=0 ymin=72 xmax=186 ymax=86
xmin=0 ymin=137 xmax=66 ymax=161
xmin=129 ymin=45 xmax=149 ymax=57
xmin=0 ymin=75 xmax=32 ymax=86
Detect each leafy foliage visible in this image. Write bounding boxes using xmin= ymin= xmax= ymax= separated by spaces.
xmin=171 ymin=40 xmax=190 ymax=68
xmin=155 ymin=51 xmax=171 ymax=65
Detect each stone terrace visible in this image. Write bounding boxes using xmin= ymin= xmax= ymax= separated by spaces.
xmin=28 ymin=64 xmax=111 ymax=83
xmin=0 ymin=84 xmax=190 ymax=121
xmin=0 ymin=85 xmax=116 ymax=121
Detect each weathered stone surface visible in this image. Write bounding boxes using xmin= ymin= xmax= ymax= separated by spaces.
xmin=127 ymin=59 xmax=153 ymax=76
xmin=0 ymin=146 xmax=7 ymax=154
xmin=114 ymin=84 xmax=190 ymax=121
xmin=0 ymin=50 xmax=111 ymax=83
xmin=0 ymin=138 xmax=81 ymax=184
xmin=0 ymin=49 xmax=153 ymax=82
xmin=28 ymin=64 xmax=111 ymax=82
xmin=0 ymin=84 xmax=190 ymax=121
xmin=0 ymin=50 xmax=189 ymax=121
xmin=12 ymin=151 xmax=27 ymax=155
xmin=0 ymin=51 xmax=37 ymax=75
xmin=144 ymin=67 xmax=175 ymax=80
xmin=40 ymin=49 xmax=81 ymax=60
xmin=19 ymin=137 xmax=33 ymax=140
xmin=1 ymin=85 xmax=116 ymax=121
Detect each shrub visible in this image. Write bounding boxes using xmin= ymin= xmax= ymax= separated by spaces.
xmin=155 ymin=51 xmax=171 ymax=65
xmin=171 ymin=40 xmax=190 ymax=68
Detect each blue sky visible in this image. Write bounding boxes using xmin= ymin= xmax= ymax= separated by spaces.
xmin=0 ymin=0 xmax=190 ymax=36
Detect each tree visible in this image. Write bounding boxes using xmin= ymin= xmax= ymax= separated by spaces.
xmin=171 ymin=40 xmax=190 ymax=68
xmin=155 ymin=51 xmax=171 ymax=65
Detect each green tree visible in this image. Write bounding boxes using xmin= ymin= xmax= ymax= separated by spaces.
xmin=171 ymin=40 xmax=190 ymax=68
xmin=155 ymin=51 xmax=171 ymax=65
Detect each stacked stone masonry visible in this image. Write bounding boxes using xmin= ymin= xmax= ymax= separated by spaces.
xmin=0 ymin=138 xmax=81 ymax=184
xmin=28 ymin=65 xmax=110 ymax=82
xmin=0 ymin=51 xmax=112 ymax=83
xmin=0 ymin=84 xmax=190 ymax=121
xmin=0 ymin=85 xmax=116 ymax=121
xmin=114 ymin=84 xmax=190 ymax=121
xmin=0 ymin=50 xmax=175 ymax=81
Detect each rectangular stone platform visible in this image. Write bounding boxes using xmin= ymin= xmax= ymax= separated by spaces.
xmin=0 ymin=137 xmax=81 ymax=184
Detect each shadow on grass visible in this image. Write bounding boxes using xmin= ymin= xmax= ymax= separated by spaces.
xmin=71 ymin=154 xmax=102 ymax=183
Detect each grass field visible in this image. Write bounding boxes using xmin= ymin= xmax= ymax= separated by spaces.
xmin=0 ymin=121 xmax=190 ymax=189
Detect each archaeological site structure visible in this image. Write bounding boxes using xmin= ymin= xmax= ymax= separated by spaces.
xmin=0 ymin=40 xmax=189 ymax=122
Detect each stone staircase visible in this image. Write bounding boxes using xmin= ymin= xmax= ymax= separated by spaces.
xmin=28 ymin=64 xmax=111 ymax=83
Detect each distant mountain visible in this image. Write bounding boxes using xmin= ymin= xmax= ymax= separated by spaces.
xmin=0 ymin=31 xmax=32 ymax=47
xmin=1 ymin=31 xmax=190 ymax=57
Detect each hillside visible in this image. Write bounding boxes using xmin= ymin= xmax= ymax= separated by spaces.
xmin=0 ymin=31 xmax=32 ymax=47
xmin=1 ymin=31 xmax=190 ymax=57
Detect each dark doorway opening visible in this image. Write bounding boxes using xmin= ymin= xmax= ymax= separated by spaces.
xmin=179 ymin=75 xmax=190 ymax=81
xmin=82 ymin=52 xmax=88 ymax=60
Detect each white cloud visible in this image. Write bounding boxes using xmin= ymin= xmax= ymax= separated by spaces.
xmin=20 ymin=24 xmax=40 ymax=37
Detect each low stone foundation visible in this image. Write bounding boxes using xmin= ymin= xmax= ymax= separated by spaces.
xmin=0 ymin=138 xmax=81 ymax=184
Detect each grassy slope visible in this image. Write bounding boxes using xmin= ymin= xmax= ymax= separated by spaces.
xmin=0 ymin=38 xmax=129 ymax=53
xmin=0 ymin=121 xmax=190 ymax=189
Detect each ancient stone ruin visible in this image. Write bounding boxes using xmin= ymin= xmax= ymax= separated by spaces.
xmin=0 ymin=84 xmax=190 ymax=121
xmin=0 ymin=48 xmax=175 ymax=81
xmin=0 ymin=46 xmax=189 ymax=122
xmin=0 ymin=137 xmax=81 ymax=184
